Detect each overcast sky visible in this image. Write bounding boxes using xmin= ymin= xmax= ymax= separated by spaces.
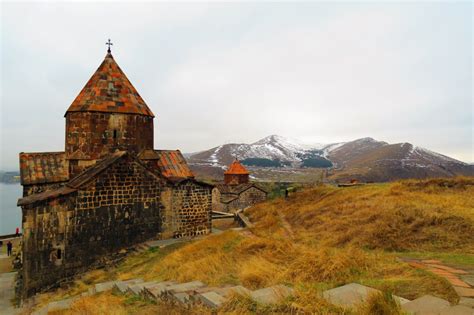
xmin=1 ymin=2 xmax=472 ymax=170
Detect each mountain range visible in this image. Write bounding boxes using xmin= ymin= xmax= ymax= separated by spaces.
xmin=186 ymin=135 xmax=473 ymax=182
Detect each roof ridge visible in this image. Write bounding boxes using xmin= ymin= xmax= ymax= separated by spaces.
xmin=67 ymin=151 xmax=127 ymax=189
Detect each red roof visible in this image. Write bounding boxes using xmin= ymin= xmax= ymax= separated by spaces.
xmin=65 ymin=52 xmax=154 ymax=117
xmin=138 ymin=149 xmax=194 ymax=179
xmin=224 ymin=160 xmax=249 ymax=175
xmin=19 ymin=152 xmax=69 ymax=185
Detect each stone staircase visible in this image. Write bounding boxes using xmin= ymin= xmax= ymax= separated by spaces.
xmin=31 ymin=279 xmax=294 ymax=314
xmin=323 ymin=283 xmax=474 ymax=315
xmin=31 ymin=280 xmax=474 ymax=314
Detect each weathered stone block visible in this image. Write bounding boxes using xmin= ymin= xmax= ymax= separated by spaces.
xmin=401 ymin=295 xmax=450 ymax=314
xmin=251 ymin=285 xmax=294 ymax=304
xmin=198 ymin=291 xmax=227 ymax=308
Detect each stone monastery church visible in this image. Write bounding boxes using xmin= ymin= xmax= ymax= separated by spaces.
xmin=17 ymin=49 xmax=213 ymax=297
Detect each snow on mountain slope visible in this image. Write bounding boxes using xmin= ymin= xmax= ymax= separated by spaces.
xmin=188 ymin=135 xmax=328 ymax=167
xmin=187 ymin=135 xmax=473 ymax=182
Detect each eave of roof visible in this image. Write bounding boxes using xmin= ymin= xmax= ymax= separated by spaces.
xmin=17 ymin=186 xmax=77 ymax=207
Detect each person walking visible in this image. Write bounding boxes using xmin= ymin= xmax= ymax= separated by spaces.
xmin=7 ymin=241 xmax=13 ymax=256
xmin=15 ymin=227 xmax=19 ymax=237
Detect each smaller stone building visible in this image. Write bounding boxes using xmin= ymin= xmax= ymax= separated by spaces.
xmin=213 ymin=160 xmax=267 ymax=212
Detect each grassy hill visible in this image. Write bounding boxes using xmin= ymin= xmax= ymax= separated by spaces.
xmin=32 ymin=177 xmax=474 ymax=314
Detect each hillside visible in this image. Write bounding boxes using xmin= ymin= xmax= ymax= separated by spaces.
xmin=29 ymin=177 xmax=474 ymax=314
xmin=187 ymin=135 xmax=473 ymax=182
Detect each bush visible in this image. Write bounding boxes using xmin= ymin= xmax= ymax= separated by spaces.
xmin=301 ymin=157 xmax=333 ymax=168
xmin=241 ymin=158 xmax=286 ymax=167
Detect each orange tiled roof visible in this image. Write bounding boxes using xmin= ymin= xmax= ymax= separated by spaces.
xmin=19 ymin=152 xmax=69 ymax=185
xmin=65 ymin=52 xmax=154 ymax=117
xmin=139 ymin=149 xmax=194 ymax=179
xmin=224 ymin=159 xmax=249 ymax=175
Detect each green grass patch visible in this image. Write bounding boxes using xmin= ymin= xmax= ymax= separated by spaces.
xmin=398 ymin=251 xmax=474 ymax=267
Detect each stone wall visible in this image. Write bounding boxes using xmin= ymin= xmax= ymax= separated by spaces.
xmin=224 ymin=187 xmax=267 ymax=212
xmin=21 ymin=195 xmax=77 ymax=297
xmin=65 ymin=112 xmax=153 ymax=176
xmin=171 ymin=181 xmax=212 ymax=238
xmin=211 ymin=188 xmax=223 ymax=212
xmin=21 ymin=157 xmax=166 ymax=297
xmin=224 ymin=174 xmax=249 ymax=185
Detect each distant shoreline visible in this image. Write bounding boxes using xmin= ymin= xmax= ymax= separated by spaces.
xmin=0 ymin=171 xmax=20 ymax=184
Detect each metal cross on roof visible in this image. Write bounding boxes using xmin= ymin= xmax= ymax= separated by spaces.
xmin=106 ymin=39 xmax=113 ymax=53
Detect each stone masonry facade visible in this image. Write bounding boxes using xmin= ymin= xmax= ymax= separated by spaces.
xmin=18 ymin=50 xmax=213 ymax=298
xmin=214 ymin=160 xmax=267 ymax=213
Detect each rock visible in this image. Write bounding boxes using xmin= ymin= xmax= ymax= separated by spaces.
xmin=322 ymin=283 xmax=409 ymax=308
xmin=401 ymin=295 xmax=450 ymax=314
xmin=323 ymin=283 xmax=381 ymax=308
xmin=114 ymin=279 xmax=144 ymax=293
xmin=250 ymin=285 xmax=294 ymax=304
xmin=198 ymin=291 xmax=227 ymax=308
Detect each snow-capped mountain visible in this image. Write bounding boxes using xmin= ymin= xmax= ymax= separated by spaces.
xmin=187 ymin=135 xmax=473 ymax=182
xmin=188 ymin=135 xmax=330 ymax=168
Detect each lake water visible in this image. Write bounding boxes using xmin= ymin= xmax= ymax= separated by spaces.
xmin=0 ymin=183 xmax=22 ymax=235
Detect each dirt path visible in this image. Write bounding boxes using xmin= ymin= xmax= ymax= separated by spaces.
xmin=278 ymin=211 xmax=295 ymax=240
xmin=0 ymin=271 xmax=18 ymax=315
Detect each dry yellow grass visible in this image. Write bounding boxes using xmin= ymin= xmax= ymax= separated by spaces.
xmin=248 ymin=177 xmax=474 ymax=253
xmin=32 ymin=177 xmax=473 ymax=314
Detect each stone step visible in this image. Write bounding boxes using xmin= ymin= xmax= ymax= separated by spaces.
xmin=190 ymin=285 xmax=252 ymax=307
xmin=214 ymin=285 xmax=252 ymax=298
xmin=172 ymin=292 xmax=191 ymax=305
xmin=127 ymin=281 xmax=159 ymax=295
xmin=250 ymin=285 xmax=294 ymax=304
xmin=142 ymin=281 xmax=177 ymax=300
xmin=94 ymin=280 xmax=118 ymax=293
xmin=198 ymin=291 xmax=227 ymax=308
xmin=113 ymin=279 xmax=144 ymax=293
xmin=322 ymin=283 xmax=410 ymax=308
xmin=164 ymin=281 xmax=207 ymax=305
xmin=165 ymin=281 xmax=206 ymax=295
xmin=401 ymin=295 xmax=451 ymax=314
xmin=32 ymin=297 xmax=77 ymax=315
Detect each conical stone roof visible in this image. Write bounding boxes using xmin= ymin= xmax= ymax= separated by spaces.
xmin=224 ymin=159 xmax=250 ymax=175
xmin=65 ymin=52 xmax=154 ymax=117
